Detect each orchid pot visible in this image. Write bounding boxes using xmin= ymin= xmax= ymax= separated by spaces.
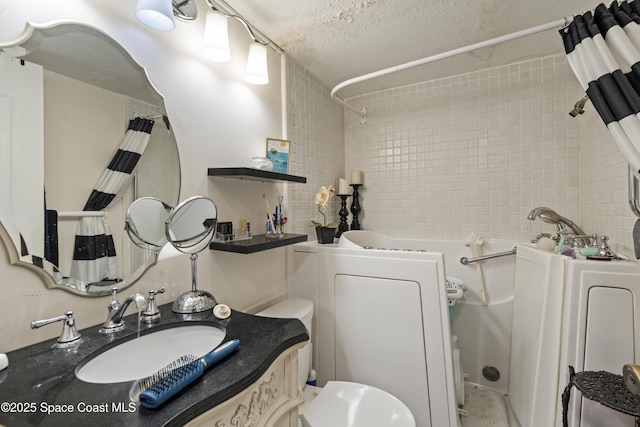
xmin=315 ymin=226 xmax=336 ymax=244
xmin=311 ymin=185 xmax=337 ymax=244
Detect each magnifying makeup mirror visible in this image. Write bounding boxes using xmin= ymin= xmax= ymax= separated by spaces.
xmin=165 ymin=196 xmax=218 ymax=314
xmin=125 ymin=197 xmax=173 ymax=249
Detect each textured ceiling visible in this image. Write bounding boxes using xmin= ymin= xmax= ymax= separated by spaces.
xmin=3 ymin=1 xmax=596 ymax=106
xmin=222 ymin=0 xmax=594 ymax=98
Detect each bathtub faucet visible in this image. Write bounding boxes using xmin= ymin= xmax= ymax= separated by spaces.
xmin=527 ymin=207 xmax=590 ymax=246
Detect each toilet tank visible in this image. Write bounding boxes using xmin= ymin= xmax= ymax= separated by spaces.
xmin=257 ymin=298 xmax=313 ymax=389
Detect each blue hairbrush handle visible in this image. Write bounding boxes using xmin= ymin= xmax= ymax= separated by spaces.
xmin=139 ymin=339 xmax=240 ymax=409
xmin=201 ymin=339 xmax=239 ymax=367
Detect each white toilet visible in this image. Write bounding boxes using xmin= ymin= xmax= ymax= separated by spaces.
xmin=257 ymin=298 xmax=416 ymax=427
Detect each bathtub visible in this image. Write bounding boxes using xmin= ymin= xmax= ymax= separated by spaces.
xmin=512 ymin=244 xmax=640 ymax=427
xmin=293 ymin=230 xmax=520 ymax=426
xmin=338 ymin=230 xmax=518 ymax=393
xmin=295 ymin=230 xmax=640 ymax=426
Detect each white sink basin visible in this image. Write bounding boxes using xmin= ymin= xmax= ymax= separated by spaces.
xmin=76 ymin=324 xmax=225 ymax=384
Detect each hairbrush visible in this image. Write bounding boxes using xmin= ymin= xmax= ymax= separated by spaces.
xmin=130 ymin=339 xmax=240 ymax=409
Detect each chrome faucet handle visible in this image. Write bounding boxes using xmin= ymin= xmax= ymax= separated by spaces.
xmin=142 ymin=287 xmax=165 ymax=323
xmin=103 ymin=287 xmax=122 ymax=329
xmin=569 ymin=234 xmax=592 ymax=248
xmin=597 ymin=235 xmax=616 ymax=258
xmin=31 ymin=311 xmax=81 ymax=348
xmin=108 ymin=287 xmax=120 ymax=311
xmin=571 ymin=237 xmax=581 ymax=249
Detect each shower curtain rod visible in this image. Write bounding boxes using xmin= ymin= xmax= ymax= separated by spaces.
xmin=331 ymin=17 xmax=571 ymax=124
xmin=58 ymin=211 xmax=107 ymax=218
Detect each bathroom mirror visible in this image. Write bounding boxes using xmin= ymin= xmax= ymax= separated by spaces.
xmin=0 ymin=23 xmax=181 ymax=296
xmin=126 ymin=197 xmax=173 ymax=249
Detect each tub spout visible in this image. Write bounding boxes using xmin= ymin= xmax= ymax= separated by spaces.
xmin=527 ymin=207 xmax=589 ymax=245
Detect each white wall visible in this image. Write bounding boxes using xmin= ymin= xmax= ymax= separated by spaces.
xmin=0 ymin=0 xmax=293 ymax=351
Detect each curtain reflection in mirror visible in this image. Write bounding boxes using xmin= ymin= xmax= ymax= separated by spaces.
xmin=69 ymin=117 xmax=154 ymax=283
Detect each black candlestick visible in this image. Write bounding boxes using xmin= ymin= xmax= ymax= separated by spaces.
xmin=350 ymin=184 xmax=362 ymax=230
xmin=336 ymin=195 xmax=350 ymax=238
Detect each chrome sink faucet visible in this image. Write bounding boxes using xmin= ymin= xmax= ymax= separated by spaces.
xmin=101 ymin=288 xmax=148 ymax=334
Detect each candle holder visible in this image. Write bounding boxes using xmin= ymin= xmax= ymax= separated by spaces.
xmin=350 ymin=184 xmax=362 ymax=230
xmin=336 ymin=195 xmax=350 ymax=238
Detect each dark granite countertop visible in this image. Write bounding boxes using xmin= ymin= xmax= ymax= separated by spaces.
xmin=0 ymin=304 xmax=307 ymax=427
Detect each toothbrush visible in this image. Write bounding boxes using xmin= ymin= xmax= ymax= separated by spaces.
xmin=137 ymin=339 xmax=240 ymax=409
xmin=278 ymin=195 xmax=284 ymax=233
xmin=262 ymin=194 xmax=276 ymax=234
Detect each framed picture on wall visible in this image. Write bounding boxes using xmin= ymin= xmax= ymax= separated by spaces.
xmin=266 ymin=138 xmax=290 ymax=174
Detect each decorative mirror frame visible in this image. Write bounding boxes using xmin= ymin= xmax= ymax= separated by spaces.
xmin=0 ymin=22 xmax=181 ymax=296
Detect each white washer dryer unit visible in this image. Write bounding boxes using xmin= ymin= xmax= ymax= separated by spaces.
xmin=301 ymin=243 xmax=460 ymax=427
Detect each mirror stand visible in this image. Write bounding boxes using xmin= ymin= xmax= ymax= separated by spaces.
xmin=172 ymin=253 xmax=217 ymax=314
xmin=164 ymin=196 xmax=218 ymax=314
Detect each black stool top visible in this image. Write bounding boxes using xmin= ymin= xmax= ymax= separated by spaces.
xmin=572 ymin=370 xmax=640 ymax=417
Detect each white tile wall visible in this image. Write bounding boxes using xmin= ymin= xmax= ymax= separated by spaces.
xmin=286 ymin=52 xmax=637 ymax=257
xmin=343 ymin=54 xmax=589 ymax=243
xmin=287 ymin=59 xmax=345 ymax=237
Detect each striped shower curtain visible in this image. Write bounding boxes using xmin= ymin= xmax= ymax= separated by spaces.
xmin=561 ymin=1 xmax=640 ymax=174
xmin=69 ymin=117 xmax=154 ymax=284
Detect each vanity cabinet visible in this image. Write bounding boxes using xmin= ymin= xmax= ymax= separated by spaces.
xmin=0 ymin=306 xmax=308 ymax=427
xmin=185 ymin=342 xmax=304 ymax=427
xmin=207 ymin=167 xmax=308 ymax=254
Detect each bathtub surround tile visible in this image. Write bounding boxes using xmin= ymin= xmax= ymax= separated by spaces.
xmin=286 ymin=51 xmax=634 ymax=254
xmin=341 ymin=54 xmax=631 ymax=252
xmin=286 ymin=59 xmax=345 ymax=239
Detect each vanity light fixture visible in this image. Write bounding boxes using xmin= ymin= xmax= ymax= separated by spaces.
xmin=201 ymin=10 xmax=230 ymax=62
xmin=136 ymin=0 xmax=273 ymax=85
xmin=202 ymin=0 xmax=271 ymax=85
xmin=136 ymin=0 xmax=198 ymax=31
xmin=245 ymin=42 xmax=269 ymax=85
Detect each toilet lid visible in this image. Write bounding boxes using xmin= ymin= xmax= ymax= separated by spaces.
xmin=301 ymin=381 xmax=416 ymax=427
